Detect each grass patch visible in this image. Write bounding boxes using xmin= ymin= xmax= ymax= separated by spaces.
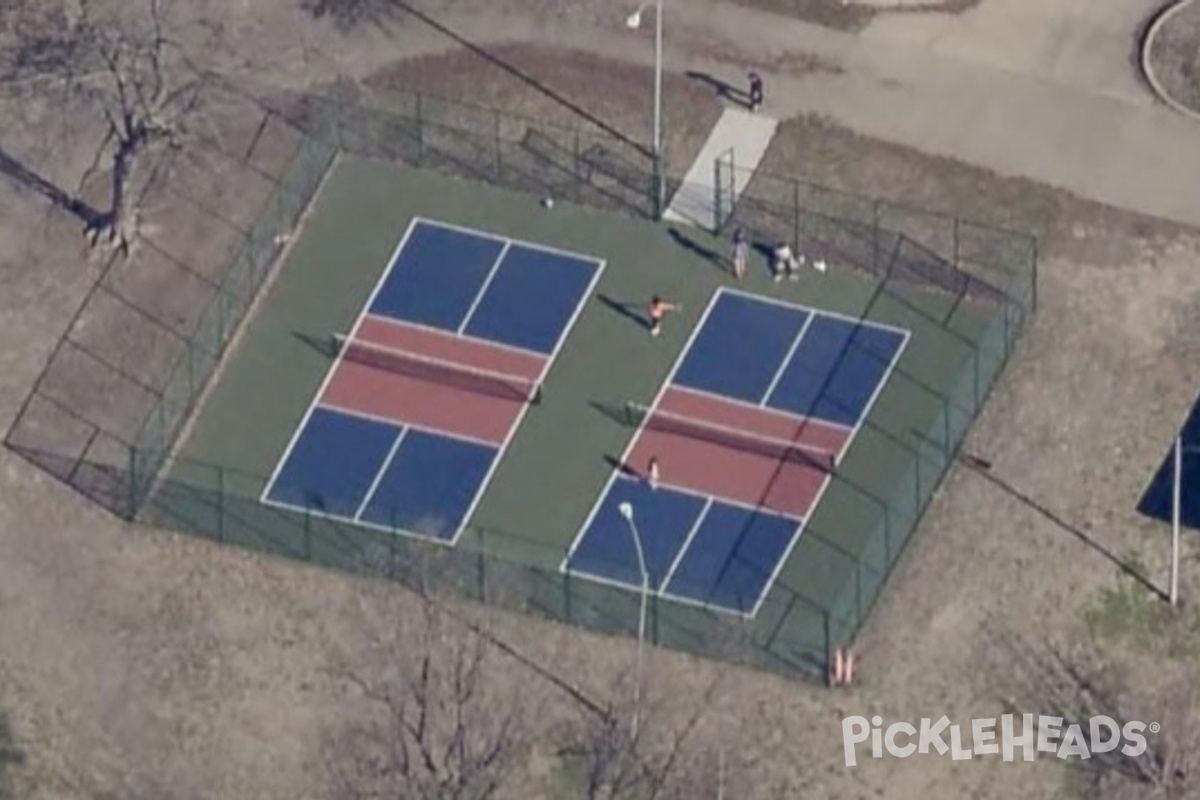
xmin=1083 ymin=552 xmax=1163 ymax=641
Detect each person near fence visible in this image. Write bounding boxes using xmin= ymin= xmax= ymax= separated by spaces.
xmin=748 ymin=71 xmax=764 ymax=111
xmin=773 ymin=240 xmax=801 ymax=282
xmin=648 ymin=294 xmax=680 ymax=337
xmin=731 ymin=228 xmax=749 ymax=279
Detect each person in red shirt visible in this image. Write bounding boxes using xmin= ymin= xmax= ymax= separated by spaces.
xmin=648 ymin=295 xmax=679 ymax=337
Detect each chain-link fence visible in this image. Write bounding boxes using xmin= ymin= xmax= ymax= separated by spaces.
xmin=127 ymin=132 xmax=337 ymax=511
xmin=715 ymin=158 xmax=1036 ymax=311
xmin=4 ymin=105 xmax=336 ymax=519
xmin=266 ymin=83 xmax=668 ymax=220
xmin=6 ymin=85 xmax=1036 ymax=683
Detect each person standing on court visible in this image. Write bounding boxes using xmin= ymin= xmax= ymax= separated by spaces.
xmin=773 ymin=240 xmax=801 ymax=282
xmin=748 ymin=71 xmax=764 ymax=112
xmin=648 ymin=294 xmax=680 ymax=337
xmin=731 ymin=227 xmax=749 ymax=279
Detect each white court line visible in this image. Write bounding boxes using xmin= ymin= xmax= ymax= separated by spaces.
xmin=560 ymin=289 xmax=724 ymax=572
xmin=746 ymin=325 xmax=911 ymax=618
xmin=261 ymin=494 xmax=465 ymax=546
xmin=413 ymin=215 xmax=609 ymax=265
xmin=659 ymin=497 xmax=713 ymax=593
xmin=364 ymin=313 xmax=546 ymax=361
xmin=448 ymin=252 xmax=607 ymax=546
xmin=760 ymin=311 xmax=814 ymax=408
xmin=666 ymin=384 xmax=854 ymax=434
xmin=318 ymin=401 xmax=499 ymax=450
xmin=260 ymin=217 xmax=421 ymax=504
xmin=353 ymin=426 xmax=409 ymax=522
xmin=457 ymin=242 xmax=512 ymax=335
xmin=718 ymin=284 xmax=912 ymax=338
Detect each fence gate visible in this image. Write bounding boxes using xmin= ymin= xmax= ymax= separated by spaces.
xmin=712 ymin=148 xmax=736 ymax=231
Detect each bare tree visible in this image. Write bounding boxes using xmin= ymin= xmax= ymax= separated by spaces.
xmin=554 ymin=669 xmax=745 ymax=800
xmin=323 ymin=592 xmax=538 ymax=800
xmin=1003 ymin=638 xmax=1199 ymax=800
xmin=0 ymin=0 xmax=223 ymax=255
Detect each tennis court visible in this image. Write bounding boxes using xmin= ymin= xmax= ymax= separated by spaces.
xmin=562 ymin=288 xmax=908 ymax=615
xmin=136 ymin=156 xmax=1033 ymax=681
xmin=261 ymin=217 xmax=603 ymax=542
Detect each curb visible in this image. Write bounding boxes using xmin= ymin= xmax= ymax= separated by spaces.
xmin=1141 ymin=0 xmax=1200 ymax=121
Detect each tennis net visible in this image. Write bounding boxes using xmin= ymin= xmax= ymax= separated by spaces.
xmin=334 ymin=334 xmax=542 ymax=404
xmin=626 ymin=401 xmax=836 ymax=472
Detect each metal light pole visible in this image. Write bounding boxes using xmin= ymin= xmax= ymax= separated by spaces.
xmin=618 ymin=501 xmax=650 ymax=736
xmin=626 ymin=0 xmax=665 ymax=218
xmin=1169 ymin=436 xmax=1200 ymax=609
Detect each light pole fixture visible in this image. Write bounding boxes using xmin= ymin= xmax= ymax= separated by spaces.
xmin=624 ymin=0 xmax=665 ymax=218
xmin=618 ymin=501 xmax=650 ymax=736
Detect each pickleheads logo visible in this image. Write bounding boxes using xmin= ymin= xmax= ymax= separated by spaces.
xmin=842 ymin=714 xmax=1157 ymax=766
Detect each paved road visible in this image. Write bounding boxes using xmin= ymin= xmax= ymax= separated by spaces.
xmin=249 ymin=0 xmax=1199 ymax=225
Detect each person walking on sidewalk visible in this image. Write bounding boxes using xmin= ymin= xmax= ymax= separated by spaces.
xmin=748 ymin=71 xmax=764 ymax=111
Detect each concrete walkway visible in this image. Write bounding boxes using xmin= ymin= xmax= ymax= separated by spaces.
xmin=663 ymin=107 xmax=778 ymax=230
xmin=269 ymin=0 xmax=1200 ymax=230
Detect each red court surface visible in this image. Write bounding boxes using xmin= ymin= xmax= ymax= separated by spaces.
xmin=657 ymin=386 xmax=851 ymax=453
xmin=319 ymin=318 xmax=546 ymax=444
xmin=357 ymin=315 xmax=545 ymax=379
xmin=625 ymin=388 xmax=845 ymax=518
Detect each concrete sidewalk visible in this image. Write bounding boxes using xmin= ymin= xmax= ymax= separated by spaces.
xmin=540 ymin=0 xmax=1200 ymax=229
xmin=664 ymin=107 xmax=778 ymax=230
xmin=296 ymin=1 xmax=1200 ymax=230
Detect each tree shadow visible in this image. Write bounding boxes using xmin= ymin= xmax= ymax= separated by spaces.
xmin=684 ymin=70 xmax=749 ymax=108
xmin=300 ymin=0 xmax=405 ymax=31
xmin=596 ymin=293 xmax=648 ymax=331
xmin=0 ymin=142 xmax=108 ymax=235
xmin=0 ymin=713 xmax=25 ymax=800
xmin=300 ymin=0 xmax=647 ymax=156
xmin=958 ymin=449 xmax=1166 ymax=600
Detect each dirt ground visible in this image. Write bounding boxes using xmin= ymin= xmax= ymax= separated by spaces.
xmin=2 ymin=1 xmax=1199 ymax=799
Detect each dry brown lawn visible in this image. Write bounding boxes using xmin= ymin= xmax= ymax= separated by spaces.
xmin=2 ymin=4 xmax=1199 ymax=800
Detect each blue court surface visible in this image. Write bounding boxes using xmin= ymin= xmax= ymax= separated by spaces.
xmin=262 ymin=218 xmax=604 ymax=542
xmin=563 ymin=287 xmax=909 ymax=616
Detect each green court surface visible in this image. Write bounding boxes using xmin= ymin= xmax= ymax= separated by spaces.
xmin=149 ymin=155 xmax=1019 ymax=679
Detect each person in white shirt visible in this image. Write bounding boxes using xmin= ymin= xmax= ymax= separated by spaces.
xmin=773 ymin=240 xmax=801 ymax=282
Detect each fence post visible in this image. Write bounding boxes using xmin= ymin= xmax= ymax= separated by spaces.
xmin=712 ymin=157 xmax=722 ymax=231
xmin=793 ymin=178 xmax=800 ymax=252
xmin=126 ymin=444 xmax=139 ymax=520
xmin=415 ymin=93 xmax=425 ymax=165
xmin=872 ymin=199 xmax=881 ymax=274
xmin=1031 ymin=237 xmax=1038 ymax=311
xmin=494 ymin=108 xmax=502 ymax=177
xmin=953 ymin=216 xmax=961 ymax=270
xmin=572 ymin=129 xmax=582 ymax=203
xmin=216 ymin=464 xmax=225 ymax=543
xmin=823 ymin=611 xmax=832 ymax=687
